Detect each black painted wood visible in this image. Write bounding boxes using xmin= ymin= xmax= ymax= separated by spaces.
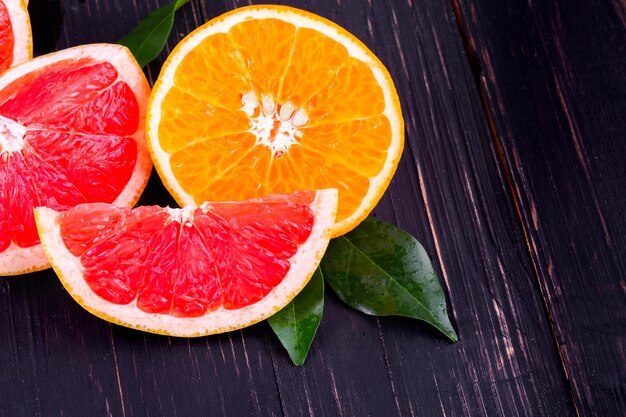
xmin=1 ymin=0 xmax=614 ymax=415
xmin=453 ymin=0 xmax=626 ymax=416
xmin=254 ymin=1 xmax=575 ymax=416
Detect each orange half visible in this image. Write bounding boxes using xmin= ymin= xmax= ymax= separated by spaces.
xmin=147 ymin=5 xmax=404 ymax=237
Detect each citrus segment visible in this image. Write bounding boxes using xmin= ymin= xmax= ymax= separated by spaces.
xmin=0 ymin=2 xmax=15 ymax=72
xmin=148 ymin=5 xmax=404 ymax=238
xmin=169 ymin=132 xmax=258 ymax=198
xmin=173 ymin=32 xmax=251 ymax=110
xmin=35 ymin=189 xmax=338 ymax=336
xmin=228 ymin=19 xmax=295 ymax=98
xmin=28 ymin=131 xmax=138 ymax=203
xmin=0 ymin=152 xmax=38 ymax=248
xmin=277 ymin=27 xmax=349 ymax=107
xmin=158 ymin=86 xmax=250 ymax=153
xmin=0 ymin=0 xmax=31 ymax=72
xmin=302 ymin=58 xmax=386 ymax=126
xmin=0 ymin=44 xmax=152 ymax=276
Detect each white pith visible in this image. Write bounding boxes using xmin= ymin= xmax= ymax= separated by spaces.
xmin=169 ymin=204 xmax=198 ymax=223
xmin=3 ymin=0 xmax=32 ymax=68
xmin=35 ymin=189 xmax=338 ymax=337
xmin=0 ymin=114 xmax=25 ymax=152
xmin=242 ymin=91 xmax=309 ymax=157
xmin=0 ymin=44 xmax=152 ymax=276
xmin=147 ymin=6 xmax=404 ymax=236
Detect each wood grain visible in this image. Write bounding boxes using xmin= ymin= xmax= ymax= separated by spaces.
xmin=453 ymin=0 xmax=626 ymax=415
xmin=239 ymin=0 xmax=574 ymax=415
xmin=0 ymin=0 xmax=593 ymax=416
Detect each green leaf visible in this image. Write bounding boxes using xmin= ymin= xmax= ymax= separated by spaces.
xmin=118 ymin=0 xmax=190 ymax=68
xmin=267 ymin=268 xmax=324 ymax=366
xmin=321 ymin=217 xmax=458 ymax=342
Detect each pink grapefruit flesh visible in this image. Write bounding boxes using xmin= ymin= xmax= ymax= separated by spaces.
xmin=0 ymin=44 xmax=152 ymax=275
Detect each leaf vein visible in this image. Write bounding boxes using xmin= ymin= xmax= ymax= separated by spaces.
xmin=338 ymin=236 xmax=440 ymax=323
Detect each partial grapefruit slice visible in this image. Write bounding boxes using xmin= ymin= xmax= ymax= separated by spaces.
xmin=147 ymin=5 xmax=404 ymax=238
xmin=0 ymin=0 xmax=32 ymax=72
xmin=0 ymin=44 xmax=152 ymax=275
xmin=35 ymin=189 xmax=337 ymax=336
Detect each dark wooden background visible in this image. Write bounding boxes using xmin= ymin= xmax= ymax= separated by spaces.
xmin=1 ymin=0 xmax=624 ymax=416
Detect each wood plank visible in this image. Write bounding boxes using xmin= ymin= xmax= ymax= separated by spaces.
xmin=0 ymin=273 xmax=125 ymax=416
xmin=453 ymin=0 xmax=626 ymax=415
xmin=255 ymin=0 xmax=577 ymax=416
xmin=0 ymin=0 xmax=580 ymax=416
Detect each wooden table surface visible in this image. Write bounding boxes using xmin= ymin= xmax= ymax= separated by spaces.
xmin=2 ymin=0 xmax=625 ymax=416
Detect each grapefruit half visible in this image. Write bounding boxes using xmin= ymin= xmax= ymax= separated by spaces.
xmin=35 ymin=189 xmax=337 ymax=336
xmin=0 ymin=44 xmax=152 ymax=275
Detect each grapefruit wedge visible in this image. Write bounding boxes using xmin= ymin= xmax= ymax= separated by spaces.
xmin=35 ymin=189 xmax=337 ymax=336
xmin=0 ymin=44 xmax=152 ymax=275
xmin=0 ymin=0 xmax=32 ymax=72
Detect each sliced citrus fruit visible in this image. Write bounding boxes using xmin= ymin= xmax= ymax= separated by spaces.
xmin=147 ymin=5 xmax=404 ymax=237
xmin=0 ymin=0 xmax=32 ymax=72
xmin=35 ymin=189 xmax=337 ymax=336
xmin=0 ymin=44 xmax=152 ymax=276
